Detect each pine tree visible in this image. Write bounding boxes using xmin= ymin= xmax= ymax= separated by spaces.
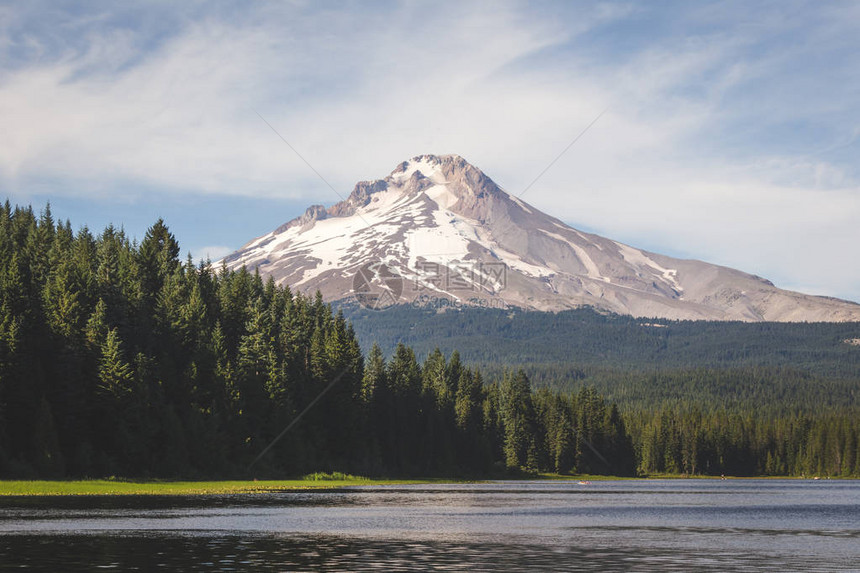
xmin=362 ymin=343 xmax=385 ymax=404
xmin=501 ymin=370 xmax=535 ymax=470
xmin=423 ymin=348 xmax=449 ymax=406
xmin=98 ymin=329 xmax=134 ymax=400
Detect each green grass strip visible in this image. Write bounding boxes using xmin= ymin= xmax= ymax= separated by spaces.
xmin=0 ymin=475 xmax=441 ymax=496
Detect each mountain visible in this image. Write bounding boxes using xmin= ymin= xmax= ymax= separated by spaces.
xmin=222 ymin=154 xmax=860 ymax=322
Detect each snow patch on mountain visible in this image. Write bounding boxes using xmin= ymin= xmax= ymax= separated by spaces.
xmin=425 ymin=184 xmax=459 ymax=210
xmin=614 ymin=241 xmax=683 ymax=294
xmin=539 ymin=228 xmax=605 ymax=281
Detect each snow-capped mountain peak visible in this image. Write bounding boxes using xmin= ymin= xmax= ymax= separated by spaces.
xmin=222 ymin=155 xmax=860 ymax=321
xmin=391 ymin=154 xmax=450 ymax=183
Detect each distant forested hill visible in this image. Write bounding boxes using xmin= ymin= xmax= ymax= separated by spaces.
xmin=342 ymin=304 xmax=860 ymax=412
xmin=342 ymin=304 xmax=860 ymax=372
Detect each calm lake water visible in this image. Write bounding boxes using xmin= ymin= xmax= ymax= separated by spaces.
xmin=1 ymin=479 xmax=858 ymax=571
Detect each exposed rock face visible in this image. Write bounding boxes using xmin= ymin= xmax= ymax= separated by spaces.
xmin=273 ymin=204 xmax=327 ymax=234
xmin=222 ymin=154 xmax=860 ymax=322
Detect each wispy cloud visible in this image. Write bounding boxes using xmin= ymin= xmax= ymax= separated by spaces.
xmin=1 ymin=1 xmax=858 ymax=301
xmin=0 ymin=2 xmax=578 ymax=198
xmin=190 ymin=245 xmax=233 ymax=265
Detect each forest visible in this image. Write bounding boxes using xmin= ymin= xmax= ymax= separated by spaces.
xmin=1 ymin=202 xmax=858 ymax=478
xmin=343 ymin=304 xmax=860 ymax=378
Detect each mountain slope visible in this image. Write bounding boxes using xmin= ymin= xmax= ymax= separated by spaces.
xmin=222 ymin=154 xmax=860 ymax=322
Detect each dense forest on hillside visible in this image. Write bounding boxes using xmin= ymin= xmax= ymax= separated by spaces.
xmin=343 ymin=305 xmax=860 ymax=375
xmin=1 ymin=202 xmax=858 ymax=478
xmin=485 ymin=364 xmax=860 ymax=413
xmin=0 ymin=203 xmax=633 ymax=478
xmin=344 ymin=305 xmax=860 ymax=412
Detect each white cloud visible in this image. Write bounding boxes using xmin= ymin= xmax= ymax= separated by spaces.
xmin=0 ymin=3 xmax=575 ymax=198
xmin=189 ymin=245 xmax=234 ymax=265
xmin=1 ymin=1 xmax=859 ymax=301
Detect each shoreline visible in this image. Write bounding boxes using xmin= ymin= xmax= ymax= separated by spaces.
xmin=1 ymin=474 xmax=853 ymax=496
xmin=0 ymin=478 xmax=434 ymax=497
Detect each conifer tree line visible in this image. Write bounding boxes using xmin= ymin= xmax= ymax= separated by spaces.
xmin=0 ymin=202 xmax=634 ymax=478
xmin=0 ymin=202 xmax=857 ymax=478
xmin=627 ymin=408 xmax=860 ymax=477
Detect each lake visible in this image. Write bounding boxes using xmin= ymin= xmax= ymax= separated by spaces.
xmin=1 ymin=479 xmax=858 ymax=571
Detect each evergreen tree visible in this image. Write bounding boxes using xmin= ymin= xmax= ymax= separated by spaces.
xmin=500 ymin=370 xmax=535 ymax=470
xmin=98 ymin=329 xmax=134 ymax=400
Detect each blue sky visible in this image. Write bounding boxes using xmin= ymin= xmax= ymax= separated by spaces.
xmin=2 ymin=1 xmax=859 ymax=301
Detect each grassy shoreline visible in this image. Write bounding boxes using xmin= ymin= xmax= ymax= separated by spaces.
xmin=0 ymin=477 xmax=438 ymax=496
xmin=0 ymin=473 xmax=850 ymax=496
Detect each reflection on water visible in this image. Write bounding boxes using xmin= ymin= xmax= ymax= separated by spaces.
xmin=0 ymin=532 xmax=837 ymax=572
xmin=1 ymin=480 xmax=859 ymax=571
